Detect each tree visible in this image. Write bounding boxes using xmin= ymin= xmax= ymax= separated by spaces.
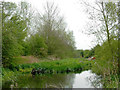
xmin=2 ymin=2 xmax=31 ymax=67
xmin=80 ymin=0 xmax=119 ymax=87
xmin=81 ymin=0 xmax=118 ymax=61
xmin=35 ymin=2 xmax=75 ymax=58
xmin=27 ymin=34 xmax=48 ymax=57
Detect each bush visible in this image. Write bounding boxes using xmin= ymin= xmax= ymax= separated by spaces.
xmin=27 ymin=34 xmax=48 ymax=57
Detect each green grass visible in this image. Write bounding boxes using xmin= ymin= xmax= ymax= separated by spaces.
xmin=16 ymin=58 xmax=93 ymax=73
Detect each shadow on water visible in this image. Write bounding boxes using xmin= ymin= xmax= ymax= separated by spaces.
xmin=2 ymin=70 xmax=102 ymax=88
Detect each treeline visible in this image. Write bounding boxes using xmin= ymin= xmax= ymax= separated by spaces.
xmin=2 ymin=2 xmax=75 ymax=67
xmin=75 ymin=44 xmax=100 ymax=58
xmin=75 ymin=49 xmax=94 ymax=58
xmin=75 ymin=48 xmax=95 ymax=58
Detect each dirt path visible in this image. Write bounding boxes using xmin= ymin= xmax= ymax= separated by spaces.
xmin=21 ymin=56 xmax=40 ymax=63
xmin=18 ymin=55 xmax=60 ymax=64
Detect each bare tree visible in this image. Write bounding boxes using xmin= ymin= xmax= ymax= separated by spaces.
xmin=34 ymin=2 xmax=75 ymax=58
xmin=80 ymin=0 xmax=119 ymax=87
xmin=81 ymin=0 xmax=118 ymax=62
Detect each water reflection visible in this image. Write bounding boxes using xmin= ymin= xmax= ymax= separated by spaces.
xmin=72 ymin=70 xmax=102 ymax=88
xmin=2 ymin=70 xmax=102 ymax=88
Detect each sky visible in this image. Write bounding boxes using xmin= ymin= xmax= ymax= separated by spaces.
xmin=4 ymin=0 xmax=96 ymax=50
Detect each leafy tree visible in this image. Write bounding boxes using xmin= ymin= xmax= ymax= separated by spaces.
xmin=28 ymin=34 xmax=48 ymax=57
xmin=35 ymin=2 xmax=75 ymax=58
xmin=2 ymin=2 xmax=30 ymax=67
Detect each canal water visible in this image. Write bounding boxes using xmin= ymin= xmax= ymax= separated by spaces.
xmin=3 ymin=70 xmax=102 ymax=88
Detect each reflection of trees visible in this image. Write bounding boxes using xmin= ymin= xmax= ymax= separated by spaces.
xmin=42 ymin=73 xmax=75 ymax=88
xmin=8 ymin=73 xmax=75 ymax=88
xmin=3 ymin=71 xmax=103 ymax=88
xmin=86 ymin=74 xmax=102 ymax=88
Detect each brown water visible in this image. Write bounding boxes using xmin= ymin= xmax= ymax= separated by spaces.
xmin=3 ymin=70 xmax=102 ymax=88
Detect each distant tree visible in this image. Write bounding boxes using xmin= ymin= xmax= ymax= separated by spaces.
xmin=78 ymin=50 xmax=84 ymax=57
xmin=35 ymin=2 xmax=75 ymax=58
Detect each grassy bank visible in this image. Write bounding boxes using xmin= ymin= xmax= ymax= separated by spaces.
xmin=3 ymin=56 xmax=118 ymax=88
xmin=2 ymin=58 xmax=93 ymax=84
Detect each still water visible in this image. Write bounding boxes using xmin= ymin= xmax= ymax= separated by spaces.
xmin=3 ymin=70 xmax=102 ymax=88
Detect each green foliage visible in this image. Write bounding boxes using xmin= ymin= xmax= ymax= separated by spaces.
xmin=22 ymin=42 xmax=31 ymax=56
xmin=2 ymin=22 xmax=25 ymax=67
xmin=35 ymin=2 xmax=75 ymax=58
xmin=2 ymin=58 xmax=92 ymax=74
xmin=91 ymin=59 xmax=118 ymax=88
xmin=74 ymin=50 xmax=84 ymax=58
xmin=2 ymin=2 xmax=30 ymax=67
xmin=2 ymin=58 xmax=93 ymax=88
xmin=27 ymin=34 xmax=48 ymax=57
xmin=75 ymin=49 xmax=95 ymax=58
xmin=20 ymin=58 xmax=91 ymax=72
xmin=83 ymin=50 xmax=90 ymax=58
xmin=92 ymin=39 xmax=118 ymax=88
xmin=95 ymin=39 xmax=118 ymax=62
xmin=2 ymin=68 xmax=19 ymax=84
xmin=2 ymin=1 xmax=76 ymax=68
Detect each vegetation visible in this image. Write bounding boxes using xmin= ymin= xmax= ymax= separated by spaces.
xmin=81 ymin=1 xmax=119 ymax=88
xmin=2 ymin=58 xmax=93 ymax=85
xmin=2 ymin=2 xmax=31 ymax=67
xmin=34 ymin=2 xmax=75 ymax=58
xmin=1 ymin=0 xmax=119 ymax=88
xmin=75 ymin=48 xmax=95 ymax=58
xmin=24 ymin=34 xmax=48 ymax=57
xmin=2 ymin=1 xmax=75 ymax=68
